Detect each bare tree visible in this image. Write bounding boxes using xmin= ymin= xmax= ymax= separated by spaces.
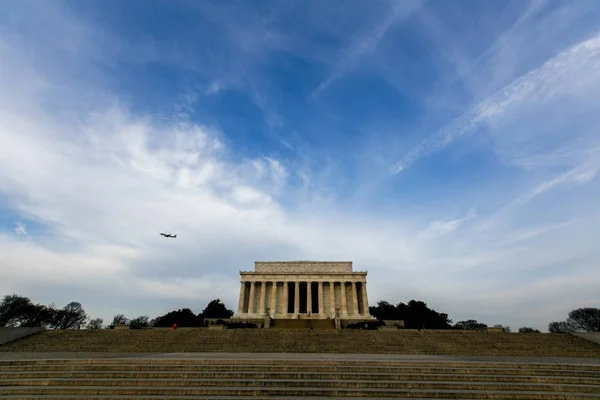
xmin=87 ymin=318 xmax=104 ymax=329
xmin=51 ymin=302 xmax=88 ymax=330
xmin=566 ymin=308 xmax=600 ymax=332
xmin=1 ymin=295 xmax=56 ymax=328
xmin=548 ymin=321 xmax=575 ymax=333
xmin=0 ymin=295 xmax=34 ymax=327
xmin=129 ymin=315 xmax=150 ymax=329
xmin=109 ymin=314 xmax=129 ymax=329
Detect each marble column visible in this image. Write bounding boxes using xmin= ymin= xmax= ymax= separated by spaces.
xmin=351 ymin=281 xmax=359 ymax=316
xmin=307 ymin=281 xmax=312 ymax=314
xmin=248 ymin=282 xmax=255 ymax=315
xmin=318 ymin=282 xmax=324 ymax=315
xmin=270 ymin=282 xmax=277 ymax=316
xmin=294 ymin=281 xmax=300 ymax=314
xmin=329 ymin=282 xmax=336 ymax=317
xmin=361 ymin=281 xmax=370 ymax=315
xmin=340 ymin=282 xmax=348 ymax=315
xmin=237 ymin=281 xmax=246 ymax=314
xmin=283 ymin=281 xmax=289 ymax=314
xmin=259 ymin=282 xmax=267 ymax=316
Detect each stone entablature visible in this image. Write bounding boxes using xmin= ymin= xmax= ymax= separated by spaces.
xmin=240 ymin=271 xmax=367 ymax=282
xmin=254 ymin=261 xmax=353 ymax=273
xmin=239 ymin=273 xmax=367 ymax=282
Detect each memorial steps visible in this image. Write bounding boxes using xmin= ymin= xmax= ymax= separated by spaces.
xmin=2 ymin=329 xmax=600 ymax=357
xmin=1 ymin=358 xmax=600 ymax=398
xmin=271 ymin=319 xmax=336 ymax=329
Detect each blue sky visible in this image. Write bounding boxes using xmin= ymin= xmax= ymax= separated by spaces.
xmin=1 ymin=0 xmax=600 ymax=331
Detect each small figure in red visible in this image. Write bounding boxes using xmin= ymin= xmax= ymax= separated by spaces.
xmin=172 ymin=323 xmax=177 ymax=330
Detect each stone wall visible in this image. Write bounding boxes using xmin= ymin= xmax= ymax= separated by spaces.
xmin=572 ymin=332 xmax=600 ymax=345
xmin=0 ymin=327 xmax=43 ymax=345
xmin=254 ymin=261 xmax=353 ymax=273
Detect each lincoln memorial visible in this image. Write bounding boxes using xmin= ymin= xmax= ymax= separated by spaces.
xmin=233 ymin=261 xmax=376 ymax=326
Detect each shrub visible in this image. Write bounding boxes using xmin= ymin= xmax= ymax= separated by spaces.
xmin=518 ymin=327 xmax=541 ymax=333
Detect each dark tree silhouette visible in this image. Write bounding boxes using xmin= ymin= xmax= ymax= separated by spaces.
xmin=87 ymin=318 xmax=103 ymax=329
xmin=153 ymin=308 xmax=203 ymax=327
xmin=548 ymin=307 xmax=600 ymax=333
xmin=201 ymin=299 xmax=234 ymax=319
xmin=566 ymin=307 xmax=600 ymax=332
xmin=50 ymin=302 xmax=88 ymax=330
xmin=21 ymin=304 xmax=57 ymax=328
xmin=369 ymin=299 xmax=453 ymax=329
xmin=129 ymin=315 xmax=151 ymax=329
xmin=548 ymin=321 xmax=575 ymax=333
xmin=0 ymin=295 xmax=35 ymax=327
xmin=454 ymin=319 xmax=488 ymax=330
xmin=109 ymin=314 xmax=129 ymax=329
xmin=518 ymin=327 xmax=541 ymax=333
xmin=0 ymin=295 xmax=57 ymax=328
xmin=369 ymin=301 xmax=398 ymax=321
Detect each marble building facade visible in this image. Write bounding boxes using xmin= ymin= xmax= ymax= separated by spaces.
xmin=234 ymin=261 xmax=376 ymax=321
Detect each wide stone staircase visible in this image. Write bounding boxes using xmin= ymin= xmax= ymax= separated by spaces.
xmin=1 ymin=357 xmax=600 ymax=399
xmin=272 ymin=319 xmax=336 ymax=329
xmin=2 ymin=329 xmax=600 ymax=356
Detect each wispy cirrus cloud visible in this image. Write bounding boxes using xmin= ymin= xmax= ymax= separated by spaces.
xmin=391 ymin=31 xmax=600 ymax=175
xmin=312 ymin=0 xmax=424 ymax=96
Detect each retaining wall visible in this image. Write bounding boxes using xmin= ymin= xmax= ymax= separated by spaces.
xmin=572 ymin=332 xmax=600 ymax=345
xmin=0 ymin=327 xmax=44 ymax=345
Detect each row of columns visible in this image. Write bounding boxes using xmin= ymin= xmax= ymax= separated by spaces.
xmin=237 ymin=280 xmax=370 ymax=317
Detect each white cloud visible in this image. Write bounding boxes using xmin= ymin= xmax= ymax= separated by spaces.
xmin=14 ymin=222 xmax=27 ymax=236
xmin=391 ymin=31 xmax=600 ymax=175
xmin=419 ymin=209 xmax=476 ymax=239
xmin=205 ymin=81 xmax=222 ymax=95
xmin=497 ymin=220 xmax=575 ymax=246
xmin=312 ymin=0 xmax=424 ymax=96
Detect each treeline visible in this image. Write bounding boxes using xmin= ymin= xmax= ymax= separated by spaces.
xmin=369 ymin=300 xmax=454 ymax=329
xmin=369 ymin=300 xmax=600 ymax=333
xmin=368 ymin=300 xmax=498 ymax=330
xmin=0 ymin=295 xmax=88 ymax=329
xmin=548 ymin=308 xmax=600 ymax=333
xmin=3 ymin=294 xmax=598 ymax=333
xmin=0 ymin=294 xmax=234 ymax=330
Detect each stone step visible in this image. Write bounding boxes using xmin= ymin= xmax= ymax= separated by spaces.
xmin=9 ymin=344 xmax=588 ymax=350
xmin=0 ymin=397 xmax=518 ymax=400
xmin=12 ymin=339 xmax=582 ymax=342
xmin=2 ymin=357 xmax=599 ymax=399
xmin=4 ymin=358 xmax=600 ymax=367
xmin=2 ymin=377 xmax=600 ymax=392
xmin=11 ymin=348 xmax=594 ymax=356
xmin=2 ymin=371 xmax=600 ymax=383
xmin=13 ymin=342 xmax=590 ymax=346
xmin=3 ymin=360 xmax=600 ymax=370
xmin=2 ymin=386 xmax=600 ymax=399
xmin=2 ymin=362 xmax=600 ymax=371
xmin=6 ymin=343 xmax=593 ymax=347
xmin=5 ymin=348 xmax=597 ymax=356
xmin=4 ymin=359 xmax=600 ymax=370
xmin=3 ymin=363 xmax=600 ymax=374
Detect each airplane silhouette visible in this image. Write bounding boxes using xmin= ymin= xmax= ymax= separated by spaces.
xmin=159 ymin=233 xmax=177 ymax=238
